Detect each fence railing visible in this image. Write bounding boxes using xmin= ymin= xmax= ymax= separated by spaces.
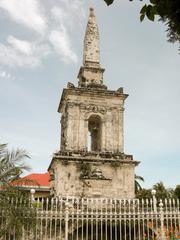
xmin=0 ymin=197 xmax=180 ymax=240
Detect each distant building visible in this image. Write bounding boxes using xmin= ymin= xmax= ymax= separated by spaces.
xmin=11 ymin=172 xmax=50 ymax=198
xmin=48 ymin=8 xmax=139 ymax=198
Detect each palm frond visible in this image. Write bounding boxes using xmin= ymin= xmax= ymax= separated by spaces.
xmin=135 ymin=175 xmax=144 ymax=182
xmin=0 ymin=143 xmax=31 ymax=184
xmin=135 ymin=174 xmax=144 ymax=194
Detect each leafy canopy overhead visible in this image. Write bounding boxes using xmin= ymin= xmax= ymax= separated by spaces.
xmin=103 ymin=0 xmax=180 ymax=48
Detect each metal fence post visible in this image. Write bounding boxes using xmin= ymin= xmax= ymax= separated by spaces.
xmin=159 ymin=200 xmax=165 ymax=240
xmin=65 ymin=201 xmax=69 ymax=240
xmin=29 ymin=189 xmax=36 ymax=240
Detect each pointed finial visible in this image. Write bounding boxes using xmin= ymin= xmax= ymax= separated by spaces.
xmin=89 ymin=7 xmax=95 ymax=17
xmin=78 ymin=8 xmax=105 ymax=88
xmin=83 ymin=7 xmax=100 ymax=66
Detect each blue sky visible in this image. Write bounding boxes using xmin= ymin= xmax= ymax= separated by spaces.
xmin=0 ymin=0 xmax=179 ymax=188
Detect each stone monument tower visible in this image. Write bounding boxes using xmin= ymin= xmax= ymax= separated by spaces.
xmin=48 ymin=8 xmax=139 ymax=198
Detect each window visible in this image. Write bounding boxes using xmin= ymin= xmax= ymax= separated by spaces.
xmin=88 ymin=115 xmax=102 ymax=151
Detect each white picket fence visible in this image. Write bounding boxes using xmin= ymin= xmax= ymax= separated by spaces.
xmin=0 ymin=197 xmax=180 ymax=240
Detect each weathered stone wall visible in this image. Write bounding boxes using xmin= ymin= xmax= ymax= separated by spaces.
xmin=53 ymin=160 xmax=135 ymax=198
xmin=78 ymin=67 xmax=104 ymax=86
xmin=60 ymin=90 xmax=125 ymax=153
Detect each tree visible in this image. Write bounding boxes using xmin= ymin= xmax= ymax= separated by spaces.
xmin=152 ymin=181 xmax=174 ymax=199
xmin=0 ymin=144 xmax=36 ymax=239
xmin=135 ymin=174 xmax=144 ymax=194
xmin=103 ymin=0 xmax=180 ymax=49
xmin=136 ymin=181 xmax=176 ymax=199
xmin=0 ymin=143 xmax=30 ymax=185
xmin=136 ymin=188 xmax=152 ymax=199
xmin=174 ymin=185 xmax=180 ymax=199
xmin=0 ymin=187 xmax=37 ymax=239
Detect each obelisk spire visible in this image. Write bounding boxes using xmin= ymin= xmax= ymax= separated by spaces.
xmin=83 ymin=7 xmax=100 ymax=67
xmin=78 ymin=8 xmax=105 ymax=88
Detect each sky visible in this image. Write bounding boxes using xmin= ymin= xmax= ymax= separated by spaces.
xmin=0 ymin=0 xmax=179 ymax=189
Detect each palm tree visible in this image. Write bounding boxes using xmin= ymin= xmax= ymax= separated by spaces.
xmin=0 ymin=143 xmax=31 ymax=185
xmin=153 ymin=181 xmax=171 ymax=199
xmin=174 ymin=185 xmax=180 ymax=199
xmin=135 ymin=174 xmax=144 ymax=194
xmin=0 ymin=143 xmax=36 ymax=239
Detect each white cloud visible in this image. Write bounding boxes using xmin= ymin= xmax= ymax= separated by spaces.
xmin=0 ymin=0 xmax=85 ymax=67
xmin=0 ymin=36 xmax=50 ymax=68
xmin=49 ymin=1 xmax=85 ymax=63
xmin=58 ymin=0 xmax=85 ymax=18
xmin=0 ymin=43 xmax=39 ymax=67
xmin=1 ymin=71 xmax=6 ymax=78
xmin=51 ymin=6 xmax=66 ymax=23
xmin=49 ymin=29 xmax=78 ymax=64
xmin=0 ymin=70 xmax=14 ymax=80
xmin=51 ymin=1 xmax=85 ymax=29
xmin=0 ymin=0 xmax=47 ymax=34
xmin=7 ymin=36 xmax=32 ymax=55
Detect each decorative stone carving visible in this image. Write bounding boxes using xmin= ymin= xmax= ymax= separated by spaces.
xmin=117 ymin=87 xmax=123 ymax=93
xmin=79 ymin=162 xmax=111 ymax=181
xmin=65 ymin=101 xmax=122 ymax=116
xmin=79 ymin=162 xmax=91 ymax=179
xmin=66 ymin=102 xmax=75 ymax=108
xmin=80 ymin=103 xmax=107 ymax=114
xmin=67 ymin=82 xmax=75 ymax=89
xmin=90 ymin=168 xmax=110 ymax=180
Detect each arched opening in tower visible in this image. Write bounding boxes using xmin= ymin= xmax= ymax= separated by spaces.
xmin=88 ymin=115 xmax=102 ymax=151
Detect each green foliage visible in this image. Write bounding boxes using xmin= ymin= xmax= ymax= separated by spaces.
xmin=140 ymin=0 xmax=180 ymax=44
xmin=174 ymin=185 xmax=180 ymax=199
xmin=104 ymin=0 xmax=114 ymax=6
xmin=0 ymin=143 xmax=30 ymax=185
xmin=153 ymin=181 xmax=173 ymax=199
xmin=103 ymin=0 xmax=180 ymax=49
xmin=0 ymin=187 xmax=37 ymax=239
xmin=135 ymin=174 xmax=144 ymax=194
xmin=140 ymin=4 xmax=156 ymax=22
xmin=136 ymin=181 xmax=176 ymax=199
xmin=0 ymin=143 xmax=34 ymax=239
xmin=136 ymin=188 xmax=152 ymax=199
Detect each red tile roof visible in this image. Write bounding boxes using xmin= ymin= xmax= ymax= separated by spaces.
xmin=12 ymin=173 xmax=50 ymax=187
